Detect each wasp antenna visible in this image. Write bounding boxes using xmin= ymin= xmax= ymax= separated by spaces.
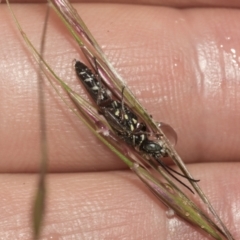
xmin=162 ymin=164 xmax=195 ymax=194
xmin=162 ymin=163 xmax=200 ymax=183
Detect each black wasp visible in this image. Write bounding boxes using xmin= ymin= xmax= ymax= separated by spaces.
xmin=74 ymin=60 xmax=198 ymax=193
xmin=74 ymin=61 xmax=150 ymax=149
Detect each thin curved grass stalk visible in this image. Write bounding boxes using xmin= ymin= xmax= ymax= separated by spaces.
xmin=32 ymin=7 xmax=51 ymax=240
xmin=48 ymin=1 xmax=234 ymax=239
xmin=6 ymin=1 xmax=234 ymax=240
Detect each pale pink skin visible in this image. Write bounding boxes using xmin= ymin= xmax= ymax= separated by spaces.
xmin=0 ymin=1 xmax=240 ymax=239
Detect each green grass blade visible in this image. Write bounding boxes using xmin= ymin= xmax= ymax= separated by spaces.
xmin=47 ymin=1 xmax=234 ymax=239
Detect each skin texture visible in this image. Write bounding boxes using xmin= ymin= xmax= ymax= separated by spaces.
xmin=6 ymin=0 xmax=240 ymax=8
xmin=0 ymin=1 xmax=240 ymax=239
